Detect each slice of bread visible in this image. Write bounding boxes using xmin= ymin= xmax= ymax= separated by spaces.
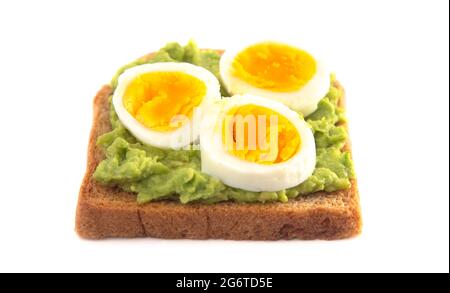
xmin=75 ymin=51 xmax=362 ymax=240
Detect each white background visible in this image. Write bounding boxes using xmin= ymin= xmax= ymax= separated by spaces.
xmin=0 ymin=0 xmax=448 ymax=273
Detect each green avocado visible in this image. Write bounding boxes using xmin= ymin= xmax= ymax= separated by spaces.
xmin=93 ymin=42 xmax=355 ymax=204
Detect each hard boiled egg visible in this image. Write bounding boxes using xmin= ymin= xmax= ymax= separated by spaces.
xmin=220 ymin=41 xmax=330 ymax=116
xmin=200 ymin=94 xmax=316 ymax=192
xmin=113 ymin=62 xmax=221 ymax=149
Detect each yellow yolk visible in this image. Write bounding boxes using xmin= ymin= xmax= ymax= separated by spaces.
xmin=222 ymin=104 xmax=301 ymax=164
xmin=123 ymin=71 xmax=206 ymax=131
xmin=232 ymin=42 xmax=317 ymax=92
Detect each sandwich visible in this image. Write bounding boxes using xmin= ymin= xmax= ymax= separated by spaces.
xmin=76 ymin=41 xmax=362 ymax=240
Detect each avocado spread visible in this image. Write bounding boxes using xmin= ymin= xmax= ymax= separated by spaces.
xmin=93 ymin=42 xmax=355 ymax=204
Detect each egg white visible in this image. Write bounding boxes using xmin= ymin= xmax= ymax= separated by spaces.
xmin=219 ymin=41 xmax=330 ymax=116
xmin=200 ymin=94 xmax=316 ymax=192
xmin=113 ymin=62 xmax=221 ymax=149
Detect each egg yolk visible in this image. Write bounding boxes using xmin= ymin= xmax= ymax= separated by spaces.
xmin=232 ymin=42 xmax=317 ymax=92
xmin=222 ymin=104 xmax=301 ymax=164
xmin=123 ymin=72 xmax=206 ymax=132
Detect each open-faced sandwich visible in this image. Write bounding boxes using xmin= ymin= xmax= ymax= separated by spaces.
xmin=76 ymin=41 xmax=361 ymax=240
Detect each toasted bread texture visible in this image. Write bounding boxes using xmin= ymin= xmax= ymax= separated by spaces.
xmin=76 ymin=51 xmax=362 ymax=240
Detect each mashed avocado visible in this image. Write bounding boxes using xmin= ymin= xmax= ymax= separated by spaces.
xmin=93 ymin=42 xmax=355 ymax=204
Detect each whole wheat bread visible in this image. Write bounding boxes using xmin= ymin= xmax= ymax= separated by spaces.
xmin=75 ymin=50 xmax=362 ymax=240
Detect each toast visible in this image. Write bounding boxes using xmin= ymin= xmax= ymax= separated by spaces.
xmin=76 ymin=50 xmax=362 ymax=240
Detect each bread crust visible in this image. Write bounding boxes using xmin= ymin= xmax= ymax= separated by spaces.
xmin=75 ymin=51 xmax=362 ymax=240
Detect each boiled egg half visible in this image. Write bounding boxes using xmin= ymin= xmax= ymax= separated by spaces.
xmin=220 ymin=41 xmax=330 ymax=116
xmin=200 ymin=94 xmax=316 ymax=191
xmin=113 ymin=62 xmax=221 ymax=149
